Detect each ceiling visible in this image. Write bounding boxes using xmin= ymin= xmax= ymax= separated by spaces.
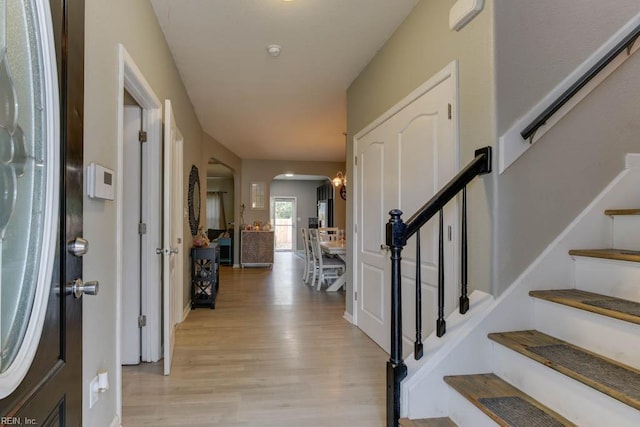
xmin=150 ymin=0 xmax=418 ymax=162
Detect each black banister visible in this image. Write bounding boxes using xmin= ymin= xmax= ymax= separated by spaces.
xmin=460 ymin=186 xmax=469 ymax=314
xmin=385 ymin=146 xmax=492 ymax=427
xmin=436 ymin=209 xmax=445 ymax=337
xmin=414 ymin=231 xmax=423 ymax=360
xmin=405 ymin=147 xmax=492 ymax=238
xmin=521 ymin=23 xmax=640 ymax=142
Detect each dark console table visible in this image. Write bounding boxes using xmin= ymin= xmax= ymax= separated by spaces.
xmin=190 ymin=244 xmax=219 ymax=309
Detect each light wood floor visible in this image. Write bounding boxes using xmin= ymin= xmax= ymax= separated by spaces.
xmin=122 ymin=252 xmax=388 ymax=426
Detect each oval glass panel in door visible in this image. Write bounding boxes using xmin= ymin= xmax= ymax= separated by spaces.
xmin=0 ymin=0 xmax=59 ymax=397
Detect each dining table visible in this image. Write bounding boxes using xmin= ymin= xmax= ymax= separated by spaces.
xmin=319 ymin=239 xmax=347 ymax=292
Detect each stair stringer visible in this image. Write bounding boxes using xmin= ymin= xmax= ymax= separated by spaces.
xmin=402 ymin=154 xmax=640 ymax=420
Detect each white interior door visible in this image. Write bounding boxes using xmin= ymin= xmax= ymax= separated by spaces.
xmin=121 ymin=105 xmax=142 ymax=364
xmin=173 ymin=132 xmax=184 ymax=326
xmin=163 ymin=99 xmax=182 ymax=375
xmin=355 ymin=64 xmax=458 ymax=353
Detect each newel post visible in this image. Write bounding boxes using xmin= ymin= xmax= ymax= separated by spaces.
xmin=386 ymin=209 xmax=408 ymax=427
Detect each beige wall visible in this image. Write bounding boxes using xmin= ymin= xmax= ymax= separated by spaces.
xmin=346 ymin=0 xmax=495 ymax=315
xmin=83 ymin=0 xmax=204 ymax=425
xmin=493 ymin=2 xmax=640 ymax=292
xmin=241 ymin=159 xmax=346 ymax=231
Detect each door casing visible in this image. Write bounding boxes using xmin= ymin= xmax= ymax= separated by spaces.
xmin=352 ymin=61 xmax=460 ymax=352
xmin=115 ymin=44 xmax=163 ymax=417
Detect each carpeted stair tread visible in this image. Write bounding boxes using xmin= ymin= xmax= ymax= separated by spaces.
xmin=488 ymin=330 xmax=640 ymax=410
xmin=604 ymin=208 xmax=640 ymax=216
xmin=529 ymin=289 xmax=640 ymax=325
xmin=568 ymin=248 xmax=640 ymax=262
xmin=444 ymin=373 xmax=575 ymax=427
xmin=399 ymin=417 xmax=457 ymax=427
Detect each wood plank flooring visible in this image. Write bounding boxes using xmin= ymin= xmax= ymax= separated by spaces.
xmin=122 ymin=252 xmax=387 ymax=426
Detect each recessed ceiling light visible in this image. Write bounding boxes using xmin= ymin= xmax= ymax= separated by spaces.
xmin=267 ymin=44 xmax=282 ymax=57
xmin=285 ymin=173 xmax=294 ymax=177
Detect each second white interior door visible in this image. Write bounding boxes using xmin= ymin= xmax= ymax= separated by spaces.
xmin=355 ymin=63 xmax=459 ymax=353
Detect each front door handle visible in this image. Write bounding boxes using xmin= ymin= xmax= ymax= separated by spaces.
xmin=57 ymin=278 xmax=99 ymax=298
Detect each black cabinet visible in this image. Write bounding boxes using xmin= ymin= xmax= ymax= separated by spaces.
xmin=190 ymin=245 xmax=219 ymax=309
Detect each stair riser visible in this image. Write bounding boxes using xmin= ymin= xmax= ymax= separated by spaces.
xmin=612 ymin=216 xmax=640 ymax=250
xmin=491 ymin=344 xmax=640 ymax=427
xmin=533 ymin=299 xmax=640 ymax=369
xmin=446 ymin=388 xmax=499 ymax=427
xmin=573 ymin=258 xmax=640 ymax=302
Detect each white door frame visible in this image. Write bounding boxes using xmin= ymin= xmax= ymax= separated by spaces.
xmin=352 ymin=61 xmax=460 ymax=330
xmin=115 ymin=44 xmax=163 ymax=418
xmin=162 ymin=100 xmax=184 ymax=375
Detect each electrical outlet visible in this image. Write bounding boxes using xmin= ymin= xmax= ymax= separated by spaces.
xmin=89 ymin=376 xmax=99 ymax=408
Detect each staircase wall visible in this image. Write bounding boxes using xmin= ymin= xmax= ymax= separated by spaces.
xmin=403 ymin=156 xmax=640 ymax=419
xmin=493 ymin=4 xmax=640 ymax=295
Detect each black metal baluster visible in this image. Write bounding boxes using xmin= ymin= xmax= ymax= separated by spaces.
xmin=460 ymin=186 xmax=469 ymax=314
xmin=414 ymin=230 xmax=423 ymax=360
xmin=386 ymin=210 xmax=407 ymax=427
xmin=436 ymin=209 xmax=446 ymax=337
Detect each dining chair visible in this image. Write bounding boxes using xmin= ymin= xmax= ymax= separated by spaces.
xmin=309 ymin=228 xmax=344 ymax=291
xmin=300 ymin=227 xmax=315 ymax=284
xmin=317 ymin=227 xmax=339 ymax=241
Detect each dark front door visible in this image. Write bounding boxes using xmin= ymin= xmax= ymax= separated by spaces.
xmin=0 ymin=0 xmax=84 ymax=424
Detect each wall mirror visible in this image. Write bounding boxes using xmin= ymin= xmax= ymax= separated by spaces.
xmin=188 ymin=165 xmax=201 ymax=235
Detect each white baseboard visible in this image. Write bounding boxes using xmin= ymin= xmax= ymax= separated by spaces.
xmin=109 ymin=415 xmax=121 ymax=427
xmin=343 ymin=311 xmax=353 ymax=324
xmin=182 ymin=304 xmax=191 ymax=322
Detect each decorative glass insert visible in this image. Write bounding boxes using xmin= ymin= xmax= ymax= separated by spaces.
xmin=0 ymin=0 xmax=58 ymax=393
xmin=250 ymin=182 xmax=265 ymax=209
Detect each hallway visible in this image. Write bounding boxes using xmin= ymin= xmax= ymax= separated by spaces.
xmin=122 ymin=252 xmax=387 ymax=426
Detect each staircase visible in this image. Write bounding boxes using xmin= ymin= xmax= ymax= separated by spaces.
xmin=400 ymin=165 xmax=640 ymax=426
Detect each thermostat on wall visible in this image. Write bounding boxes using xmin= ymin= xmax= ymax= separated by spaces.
xmin=87 ymin=162 xmax=115 ymax=200
xmin=449 ymin=0 xmax=484 ymax=31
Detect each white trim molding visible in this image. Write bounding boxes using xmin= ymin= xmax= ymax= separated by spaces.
xmin=115 ymin=44 xmax=163 ymax=421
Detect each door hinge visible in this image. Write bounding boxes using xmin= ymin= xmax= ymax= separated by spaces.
xmin=138 ymin=222 xmax=147 ymax=235
xmin=355 ymin=291 xmax=358 ymax=301
xmin=138 ymin=315 xmax=147 ymax=328
xmin=138 ymin=130 xmax=148 ymax=143
xmin=355 ymin=156 xmax=358 ymax=166
xmin=354 ymin=224 xmax=357 ymax=233
xmin=448 ymin=225 xmax=452 ymax=241
xmin=448 ymin=103 xmax=452 ymax=120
